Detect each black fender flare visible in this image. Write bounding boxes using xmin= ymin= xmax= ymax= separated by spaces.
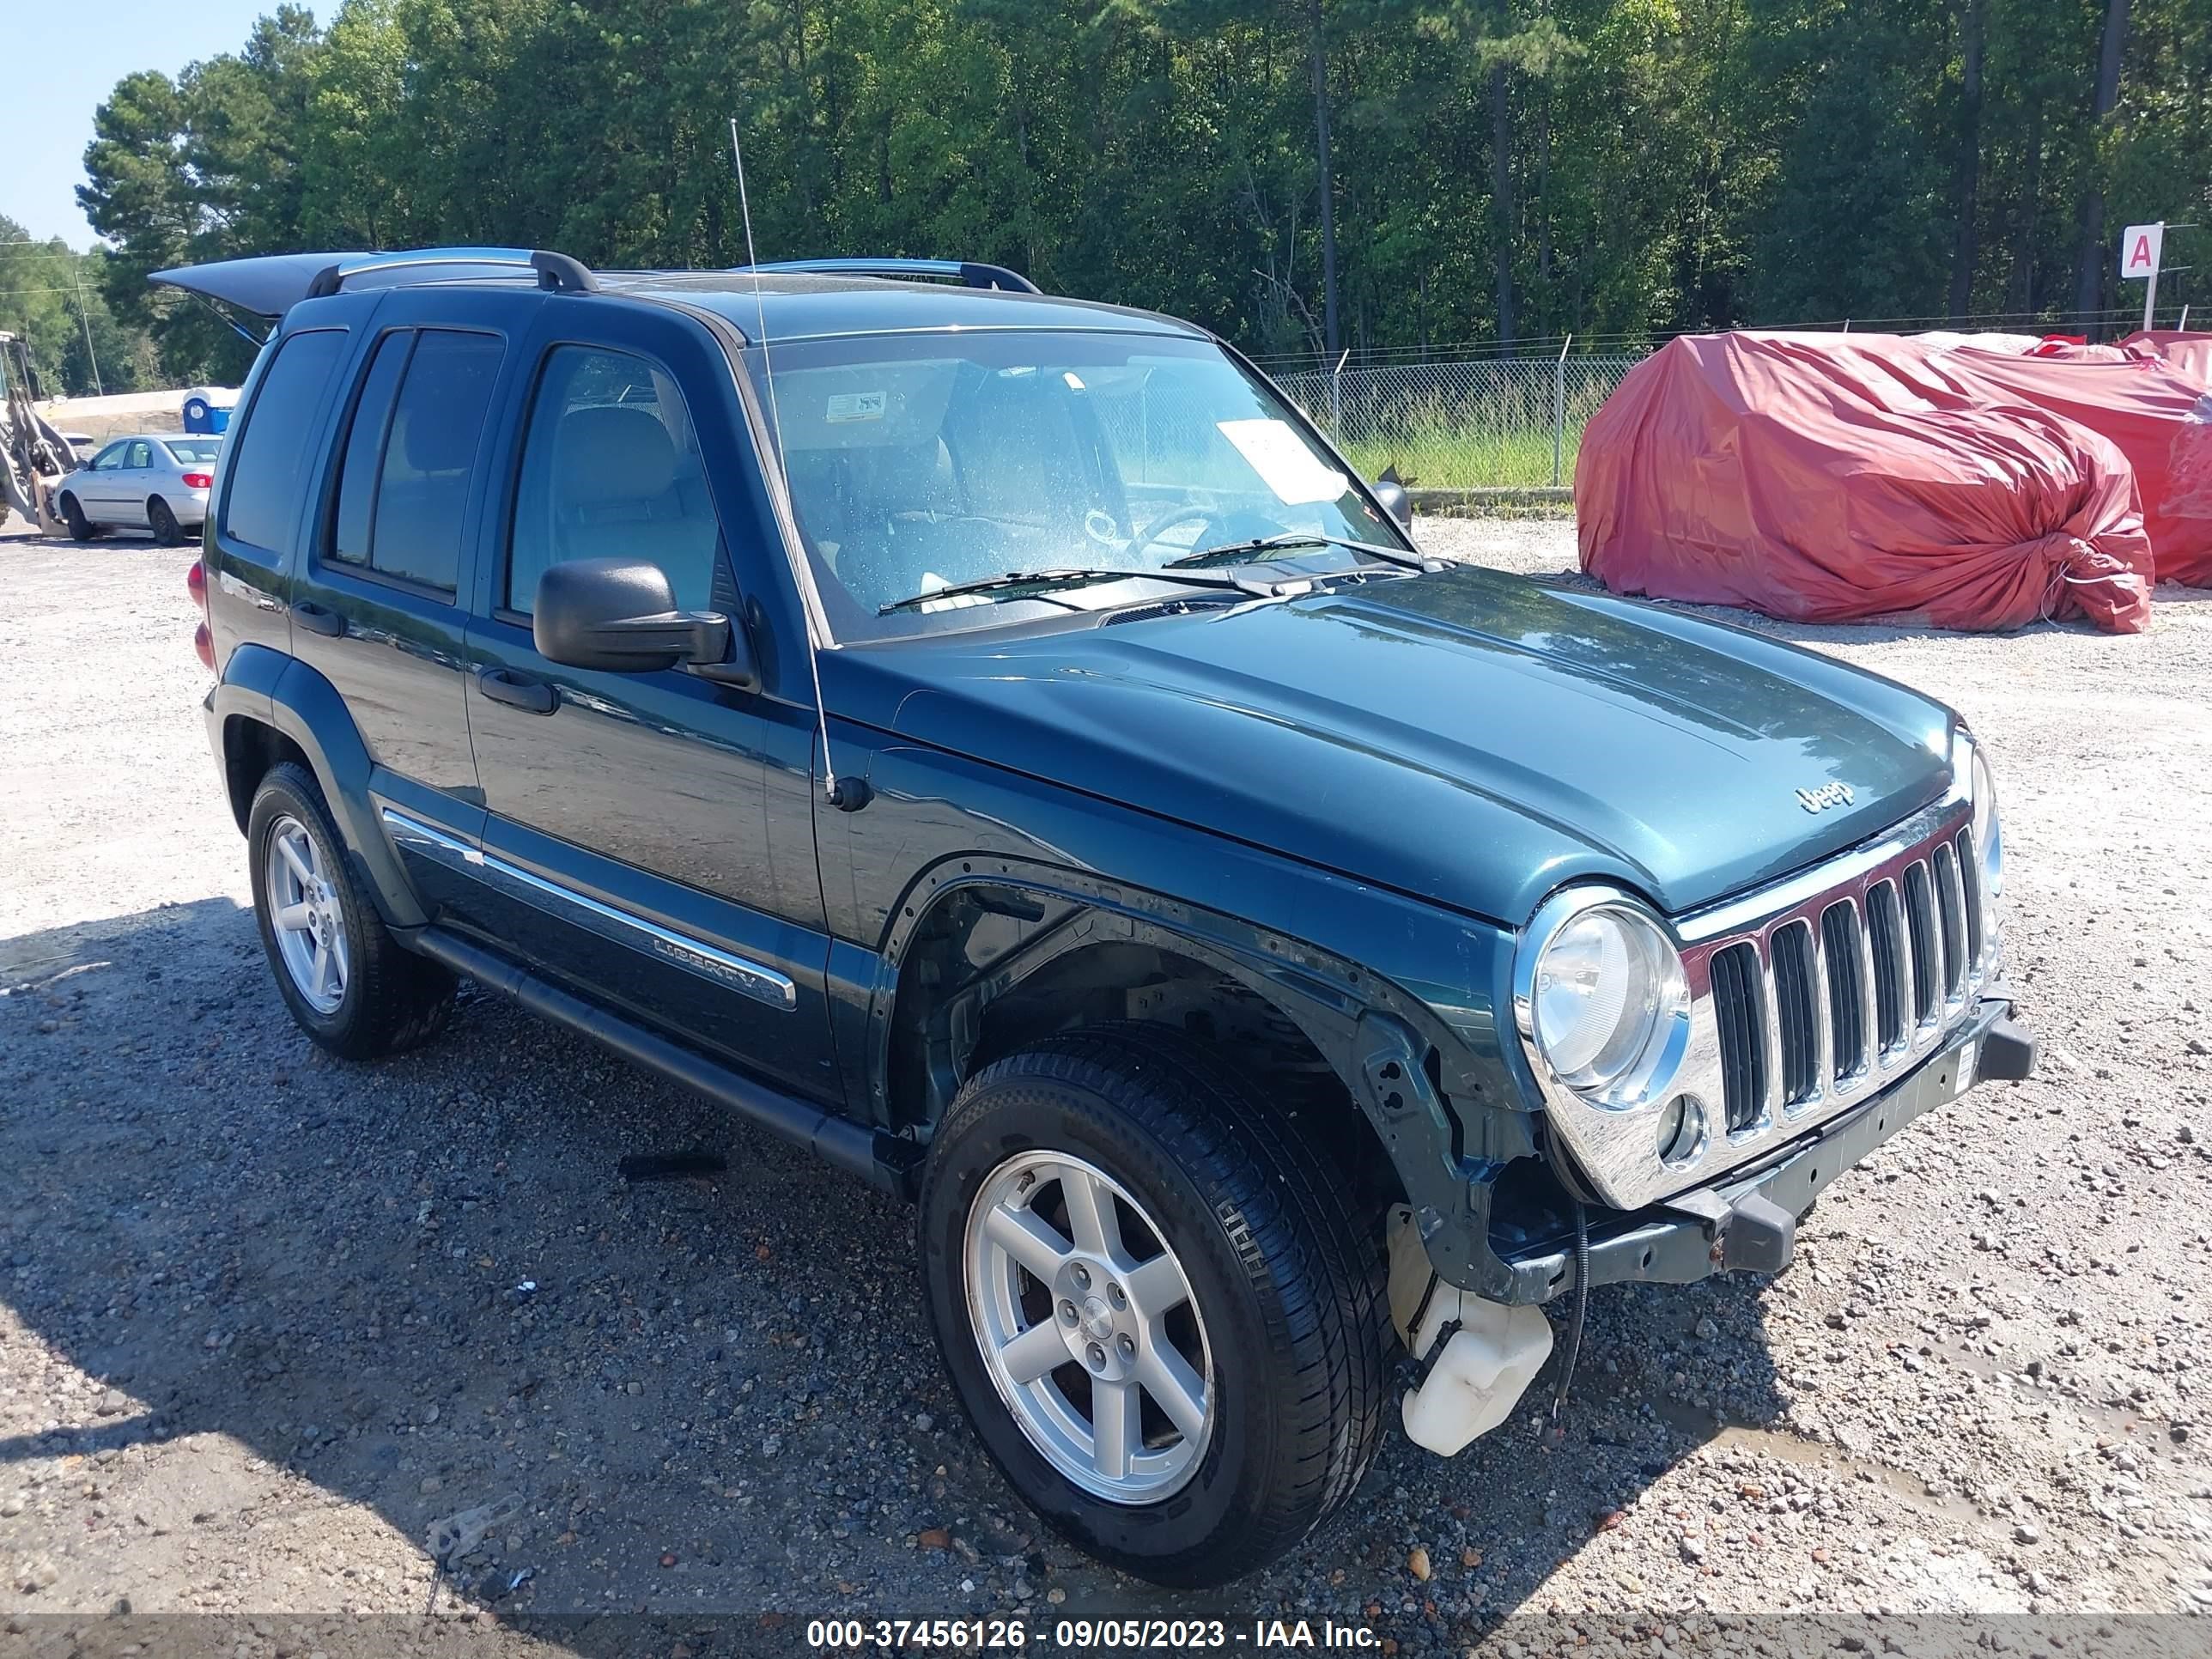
xmin=210 ymin=643 xmax=427 ymax=930
xmin=872 ymin=854 xmax=1534 ymax=1296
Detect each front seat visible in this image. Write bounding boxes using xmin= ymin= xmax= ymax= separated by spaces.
xmin=516 ymin=404 xmax=719 ymax=611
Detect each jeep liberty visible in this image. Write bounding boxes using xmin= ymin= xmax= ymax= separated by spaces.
xmin=164 ymin=247 xmax=2035 ymax=1586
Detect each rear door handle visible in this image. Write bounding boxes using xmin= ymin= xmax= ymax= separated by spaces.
xmin=477 ymin=666 xmax=558 ymax=714
xmin=293 ymin=600 xmax=345 ymax=638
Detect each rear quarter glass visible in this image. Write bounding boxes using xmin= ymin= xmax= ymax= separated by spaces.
xmin=220 ymin=328 xmax=350 ymax=556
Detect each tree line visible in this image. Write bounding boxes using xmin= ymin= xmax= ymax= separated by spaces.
xmin=76 ymin=0 xmax=2211 ymax=390
xmin=0 ymin=218 xmax=163 ymax=398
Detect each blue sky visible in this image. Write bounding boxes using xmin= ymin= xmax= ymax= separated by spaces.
xmin=3 ymin=0 xmax=293 ymax=247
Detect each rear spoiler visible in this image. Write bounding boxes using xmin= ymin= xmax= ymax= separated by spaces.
xmin=148 ymin=247 xmax=592 ymax=317
xmin=149 ymin=251 xmax=374 ymax=317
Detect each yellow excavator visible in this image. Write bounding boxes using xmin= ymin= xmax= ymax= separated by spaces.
xmin=1 ymin=331 xmax=74 ymax=535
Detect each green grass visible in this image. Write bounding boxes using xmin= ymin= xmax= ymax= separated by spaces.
xmin=1315 ymin=373 xmax=1626 ymax=489
xmin=1339 ymin=423 xmax=1582 ymax=489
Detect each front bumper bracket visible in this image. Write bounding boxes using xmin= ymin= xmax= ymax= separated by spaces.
xmin=1500 ymin=998 xmax=2026 ymax=1303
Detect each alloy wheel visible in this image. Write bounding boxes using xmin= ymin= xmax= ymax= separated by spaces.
xmin=264 ymin=815 xmax=349 ymax=1014
xmin=963 ymin=1149 xmax=1214 ymax=1504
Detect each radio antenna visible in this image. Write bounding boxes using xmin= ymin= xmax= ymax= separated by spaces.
xmin=732 ymin=116 xmax=855 ymax=809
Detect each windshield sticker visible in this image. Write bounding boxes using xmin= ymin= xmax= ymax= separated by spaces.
xmin=1216 ymin=418 xmax=1347 ymax=505
xmin=825 ymin=390 xmax=887 ymax=423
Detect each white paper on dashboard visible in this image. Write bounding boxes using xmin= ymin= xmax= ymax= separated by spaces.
xmin=1216 ymin=418 xmax=1348 ymax=506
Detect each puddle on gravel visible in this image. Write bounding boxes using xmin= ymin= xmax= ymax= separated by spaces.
xmin=1937 ymin=1342 xmax=2180 ymax=1443
xmin=1647 ymin=1398 xmax=1986 ymax=1527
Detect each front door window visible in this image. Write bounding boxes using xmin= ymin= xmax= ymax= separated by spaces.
xmin=505 ymin=345 xmax=726 ymax=616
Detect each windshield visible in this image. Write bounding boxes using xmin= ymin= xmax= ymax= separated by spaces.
xmin=163 ymin=438 xmax=222 ymax=464
xmin=744 ymin=331 xmax=1405 ymax=638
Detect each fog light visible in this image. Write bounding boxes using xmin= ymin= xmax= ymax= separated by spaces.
xmin=1656 ymin=1095 xmax=1706 ymax=1168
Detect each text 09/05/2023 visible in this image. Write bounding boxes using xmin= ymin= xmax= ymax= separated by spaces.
xmin=805 ymin=1617 xmax=1382 ymax=1650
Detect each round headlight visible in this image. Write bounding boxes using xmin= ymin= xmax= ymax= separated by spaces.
xmin=1527 ymin=902 xmax=1688 ymax=1100
xmin=1970 ymin=748 xmax=2002 ymax=900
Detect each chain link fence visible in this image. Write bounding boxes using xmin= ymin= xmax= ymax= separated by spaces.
xmin=1271 ymin=353 xmax=1647 ymax=489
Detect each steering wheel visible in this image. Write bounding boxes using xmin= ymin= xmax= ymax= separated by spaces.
xmin=1134 ymin=504 xmax=1292 ymax=566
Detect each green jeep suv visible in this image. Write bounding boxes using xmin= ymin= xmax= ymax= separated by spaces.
xmin=167 ymin=247 xmax=2034 ymax=1585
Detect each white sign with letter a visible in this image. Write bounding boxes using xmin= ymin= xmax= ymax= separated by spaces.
xmin=2120 ymin=223 xmax=2164 ymax=280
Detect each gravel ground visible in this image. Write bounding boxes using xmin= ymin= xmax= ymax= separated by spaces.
xmin=3 ymin=514 xmax=2209 ymax=1656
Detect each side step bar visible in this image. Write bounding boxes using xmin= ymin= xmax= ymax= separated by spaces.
xmin=409 ymin=927 xmax=916 ymax=1196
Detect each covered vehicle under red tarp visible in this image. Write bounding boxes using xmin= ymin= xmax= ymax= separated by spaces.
xmin=2122 ymin=330 xmax=2212 ymax=388
xmin=1576 ymin=331 xmax=2155 ymax=633
xmin=1936 ymin=340 xmax=2212 ymax=588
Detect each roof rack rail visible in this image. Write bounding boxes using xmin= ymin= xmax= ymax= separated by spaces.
xmin=530 ymin=251 xmax=599 ymax=294
xmin=302 ymin=247 xmax=600 ymax=301
xmin=738 ymin=258 xmax=1042 ymax=295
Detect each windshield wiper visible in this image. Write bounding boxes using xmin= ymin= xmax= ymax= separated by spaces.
xmin=1164 ymin=531 xmax=1437 ymax=573
xmin=878 ymin=565 xmax=1275 ymax=616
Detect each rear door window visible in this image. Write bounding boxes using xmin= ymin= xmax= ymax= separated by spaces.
xmin=331 ymin=332 xmax=414 ymax=568
xmin=325 ymin=328 xmax=505 ymax=593
xmin=222 ymin=328 xmax=348 ymax=554
xmin=125 ymin=441 xmax=152 ymax=470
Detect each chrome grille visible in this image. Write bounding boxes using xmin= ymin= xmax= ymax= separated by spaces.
xmin=1932 ymin=842 xmax=1967 ymax=1000
xmin=1865 ymin=879 xmax=1906 ymax=1054
xmin=1819 ymin=900 xmax=1866 ymax=1082
xmin=1902 ymin=860 xmax=1939 ymax=1024
xmin=1710 ymin=942 xmax=1765 ymax=1133
xmin=1770 ymin=921 xmax=1822 ymax=1108
xmin=1700 ymin=809 xmax=1987 ymax=1138
xmin=1526 ymin=775 xmax=1998 ymax=1215
xmin=1955 ymin=830 xmax=1984 ymax=966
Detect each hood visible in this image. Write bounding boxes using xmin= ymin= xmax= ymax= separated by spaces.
xmin=826 ymin=565 xmax=1956 ymax=924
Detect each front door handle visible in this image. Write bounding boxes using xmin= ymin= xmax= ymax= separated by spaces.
xmin=477 ymin=666 xmax=558 ymax=714
xmin=293 ymin=600 xmax=345 ymax=638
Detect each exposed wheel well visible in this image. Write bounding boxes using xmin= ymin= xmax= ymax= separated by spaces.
xmin=221 ymin=715 xmax=312 ymax=835
xmin=887 ymin=885 xmax=1405 ymax=1212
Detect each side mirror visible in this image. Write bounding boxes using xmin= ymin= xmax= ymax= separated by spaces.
xmin=1371 ymin=477 xmax=1414 ymax=532
xmin=533 ymin=558 xmax=753 ymax=686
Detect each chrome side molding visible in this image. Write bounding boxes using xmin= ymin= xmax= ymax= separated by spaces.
xmin=379 ymin=807 xmax=799 ymax=1012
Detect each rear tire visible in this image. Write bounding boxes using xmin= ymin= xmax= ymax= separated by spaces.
xmin=148 ymin=496 xmax=184 ymax=545
xmin=59 ymin=493 xmax=94 ymax=542
xmin=919 ymin=1022 xmax=1390 ymax=1587
xmin=246 ymin=762 xmax=454 ymax=1060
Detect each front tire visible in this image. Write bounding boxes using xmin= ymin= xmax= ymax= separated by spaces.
xmin=246 ymin=762 xmax=454 ymax=1060
xmin=59 ymin=493 xmax=94 ymax=542
xmin=919 ymin=1024 xmax=1390 ymax=1587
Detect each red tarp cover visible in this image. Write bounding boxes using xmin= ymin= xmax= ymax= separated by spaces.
xmin=1940 ymin=341 xmax=2212 ymax=587
xmin=2122 ymin=330 xmax=2212 ymax=388
xmin=1576 ymin=332 xmax=2156 ymax=632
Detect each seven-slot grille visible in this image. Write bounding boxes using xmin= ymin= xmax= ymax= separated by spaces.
xmin=1704 ymin=820 xmax=1985 ymax=1136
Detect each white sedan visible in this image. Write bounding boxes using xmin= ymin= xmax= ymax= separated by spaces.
xmin=55 ymin=433 xmax=220 ymax=544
